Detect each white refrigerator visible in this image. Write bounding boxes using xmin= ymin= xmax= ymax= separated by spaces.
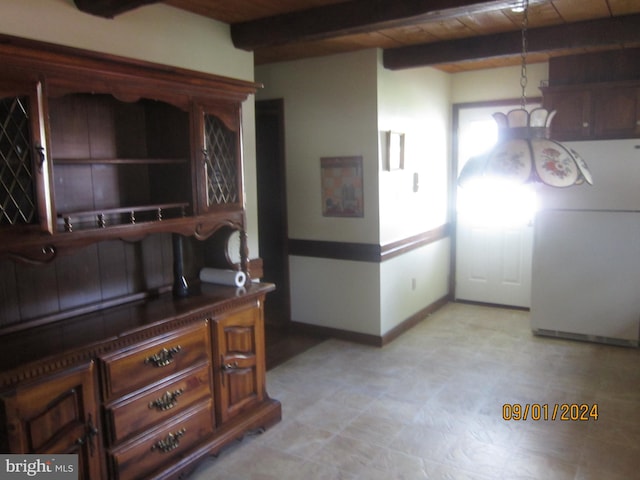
xmin=531 ymin=139 xmax=640 ymax=347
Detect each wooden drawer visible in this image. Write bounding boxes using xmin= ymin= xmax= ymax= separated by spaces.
xmin=99 ymin=322 xmax=210 ymax=401
xmin=104 ymin=364 xmax=212 ymax=445
xmin=108 ymin=400 xmax=214 ymax=480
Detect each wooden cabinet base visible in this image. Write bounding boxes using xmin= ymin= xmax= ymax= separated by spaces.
xmin=0 ymin=283 xmax=280 ymax=480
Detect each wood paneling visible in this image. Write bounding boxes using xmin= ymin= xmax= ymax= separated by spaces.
xmin=15 ymin=262 xmax=60 ymax=320
xmin=0 ymin=233 xmax=177 ymax=332
xmin=98 ymin=241 xmax=132 ymax=300
xmin=56 ymin=244 xmax=102 ymax=311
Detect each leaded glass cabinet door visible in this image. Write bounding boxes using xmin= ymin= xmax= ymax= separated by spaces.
xmin=0 ymin=79 xmax=54 ymax=234
xmin=195 ymin=103 xmax=243 ymax=214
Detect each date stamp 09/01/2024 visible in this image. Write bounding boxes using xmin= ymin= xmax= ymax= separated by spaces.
xmin=502 ymin=403 xmax=599 ymax=421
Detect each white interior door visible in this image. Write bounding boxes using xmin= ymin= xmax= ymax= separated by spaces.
xmin=454 ymin=104 xmax=537 ymax=308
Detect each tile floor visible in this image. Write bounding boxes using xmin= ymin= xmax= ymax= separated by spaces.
xmin=189 ymin=302 xmax=640 ymax=479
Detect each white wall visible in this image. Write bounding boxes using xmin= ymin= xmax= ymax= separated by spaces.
xmin=256 ymin=50 xmax=380 ymax=243
xmin=0 ymin=0 xmax=261 ymax=258
xmin=377 ymin=53 xmax=451 ymax=244
xmin=451 ymin=63 xmax=549 ymax=104
xmin=256 ymin=50 xmax=382 ymax=335
xmin=289 ymin=256 xmax=381 ymax=335
xmin=380 ymin=240 xmax=450 ymax=335
xmin=376 ymin=54 xmax=452 ymax=335
xmin=256 ymin=50 xmax=452 ymax=337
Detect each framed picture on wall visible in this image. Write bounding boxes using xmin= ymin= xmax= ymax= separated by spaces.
xmin=385 ymin=131 xmax=405 ymax=171
xmin=321 ymin=156 xmax=364 ymax=217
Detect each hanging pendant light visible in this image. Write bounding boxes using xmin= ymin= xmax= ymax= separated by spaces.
xmin=458 ymin=0 xmax=593 ymax=188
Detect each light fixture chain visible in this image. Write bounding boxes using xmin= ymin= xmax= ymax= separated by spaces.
xmin=520 ymin=0 xmax=529 ymax=109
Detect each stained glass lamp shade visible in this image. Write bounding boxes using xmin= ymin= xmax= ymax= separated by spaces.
xmin=458 ymin=107 xmax=593 ymax=188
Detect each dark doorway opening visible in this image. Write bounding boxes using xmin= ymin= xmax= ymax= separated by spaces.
xmin=256 ymin=99 xmax=326 ymax=369
xmin=255 ymin=99 xmax=290 ymax=328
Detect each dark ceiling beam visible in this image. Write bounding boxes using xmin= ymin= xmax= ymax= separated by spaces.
xmin=383 ymin=13 xmax=640 ymax=70
xmin=231 ymin=0 xmax=546 ymax=51
xmin=73 ymin=0 xmax=161 ymax=18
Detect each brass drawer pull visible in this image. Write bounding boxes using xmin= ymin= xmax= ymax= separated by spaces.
xmin=149 ymin=389 xmax=184 ymax=411
xmin=221 ymin=361 xmax=239 ymax=372
xmin=151 ymin=428 xmax=186 ymax=453
xmin=75 ymin=414 xmax=99 ymax=456
xmin=221 ymin=359 xmax=240 ymax=387
xmin=144 ymin=345 xmax=182 ymax=367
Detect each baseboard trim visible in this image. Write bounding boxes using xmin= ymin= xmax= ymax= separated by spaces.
xmin=289 ymin=321 xmax=382 ymax=347
xmin=290 ymin=294 xmax=451 ymax=347
xmin=381 ymin=294 xmax=451 ymax=346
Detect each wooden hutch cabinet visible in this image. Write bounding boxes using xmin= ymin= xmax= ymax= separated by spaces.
xmin=0 ymin=35 xmax=280 ymax=480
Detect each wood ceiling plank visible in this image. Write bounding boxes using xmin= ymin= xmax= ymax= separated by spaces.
xmin=417 ymin=18 xmax=477 ymax=41
xmin=377 ymin=25 xmax=440 ymax=46
xmin=383 ymin=13 xmax=640 ymax=70
xmin=230 ymin=0 xmax=549 ymax=50
xmin=608 ymin=0 xmax=640 ymax=15
xmin=158 ymin=0 xmax=640 ymax=68
xmin=552 ymin=0 xmax=611 ymax=22
xmin=457 ymin=10 xmax=519 ymax=34
xmin=501 ymin=1 xmax=564 ymax=27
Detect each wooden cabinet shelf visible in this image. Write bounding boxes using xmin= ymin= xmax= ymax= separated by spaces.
xmin=54 ymin=158 xmax=189 ymax=165
xmin=57 ymin=202 xmax=190 ymax=232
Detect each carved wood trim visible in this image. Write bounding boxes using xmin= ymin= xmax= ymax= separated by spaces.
xmin=0 ymin=34 xmax=260 ymax=102
xmin=0 ymin=214 xmax=244 ymax=263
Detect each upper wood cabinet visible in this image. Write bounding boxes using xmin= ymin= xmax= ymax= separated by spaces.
xmin=48 ymin=93 xmax=193 ymax=233
xmin=0 ymin=34 xmax=259 ymax=263
xmin=0 ymin=77 xmax=55 ymax=235
xmin=591 ymin=85 xmax=640 ymax=138
xmin=542 ymin=81 xmax=640 ymax=141
xmin=542 ymin=88 xmax=592 ymax=140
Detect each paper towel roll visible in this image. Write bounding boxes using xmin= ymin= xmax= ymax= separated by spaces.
xmin=199 ymin=268 xmax=246 ymax=287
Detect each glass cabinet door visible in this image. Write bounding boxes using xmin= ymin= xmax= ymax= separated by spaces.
xmin=194 ymin=102 xmax=243 ymax=214
xmin=0 ymin=79 xmax=54 ymax=233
